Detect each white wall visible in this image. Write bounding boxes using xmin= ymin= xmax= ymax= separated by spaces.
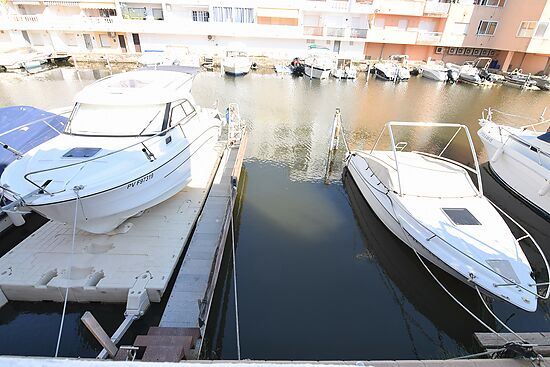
xmin=137 ymin=33 xmax=366 ymax=59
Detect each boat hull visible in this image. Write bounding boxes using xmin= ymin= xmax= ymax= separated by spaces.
xmin=345 ymin=151 xmax=538 ymax=311
xmin=478 ymin=123 xmax=550 ymax=217
xmin=304 ymin=64 xmax=331 ymax=79
xmin=422 ymin=68 xmax=447 ymax=82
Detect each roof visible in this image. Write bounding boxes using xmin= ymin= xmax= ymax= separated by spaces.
xmin=74 ymin=69 xmax=194 ymax=106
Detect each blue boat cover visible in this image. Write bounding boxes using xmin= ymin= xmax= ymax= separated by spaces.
xmin=0 ymin=106 xmax=67 ymax=176
xmin=538 ymin=131 xmax=550 ymax=143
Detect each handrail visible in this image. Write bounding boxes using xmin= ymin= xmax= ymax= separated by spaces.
xmin=393 ymin=192 xmax=548 ymax=300
xmin=22 ymin=112 xmax=197 ymax=194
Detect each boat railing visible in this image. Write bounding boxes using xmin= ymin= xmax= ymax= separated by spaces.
xmin=11 ymin=111 xmax=209 ymax=198
xmin=370 ymin=121 xmax=483 ymax=198
xmin=393 ymin=195 xmax=550 ymax=301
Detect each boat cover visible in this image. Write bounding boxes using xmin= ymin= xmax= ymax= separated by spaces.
xmin=0 ymin=106 xmax=66 ymax=175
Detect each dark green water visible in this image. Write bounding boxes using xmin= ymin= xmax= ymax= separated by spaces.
xmin=0 ymin=68 xmax=549 ymax=360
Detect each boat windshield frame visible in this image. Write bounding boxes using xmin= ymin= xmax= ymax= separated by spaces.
xmin=369 ymin=121 xmax=483 ymax=197
xmin=63 ymin=102 xmax=170 ymax=138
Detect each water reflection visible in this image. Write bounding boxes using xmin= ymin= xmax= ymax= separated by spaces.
xmin=1 ymin=68 xmax=550 ymax=360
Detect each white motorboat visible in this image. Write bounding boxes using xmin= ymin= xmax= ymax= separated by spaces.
xmin=304 ymin=45 xmax=335 ymax=80
xmin=331 ymin=58 xmax=357 ymax=79
xmin=345 ymin=121 xmax=549 ymax=312
xmin=421 ymin=62 xmax=457 ymax=82
xmin=478 ymin=109 xmax=550 ymax=217
xmin=222 ymin=44 xmax=252 ymax=76
xmin=0 ymin=47 xmax=51 ymax=71
xmin=447 ymin=58 xmax=495 ymax=87
xmin=503 ymin=69 xmax=539 ymax=90
xmin=0 ymin=68 xmax=223 ymax=234
xmin=374 ymin=55 xmax=410 ymax=81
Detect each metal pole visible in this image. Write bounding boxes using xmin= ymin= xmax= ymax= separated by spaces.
xmin=387 ymin=123 xmax=403 ymax=196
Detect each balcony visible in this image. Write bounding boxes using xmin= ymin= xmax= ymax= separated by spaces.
xmin=350 ymin=0 xmax=374 ymax=13
xmin=350 ymin=28 xmax=368 ymax=38
xmin=304 ymin=25 xmax=324 ymax=36
xmin=0 ymin=14 xmax=116 ymax=31
xmin=367 ymin=28 xmax=418 ymax=44
xmin=423 ymin=1 xmax=451 ymax=16
xmin=326 ymin=27 xmax=345 ymax=37
xmin=416 ymin=31 xmax=442 ymax=44
xmin=303 ymin=0 xmax=350 ymax=12
xmin=371 ymin=0 xmax=425 ymax=16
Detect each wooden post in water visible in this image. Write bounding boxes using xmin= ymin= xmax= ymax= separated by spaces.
xmin=81 ymin=311 xmax=118 ymax=358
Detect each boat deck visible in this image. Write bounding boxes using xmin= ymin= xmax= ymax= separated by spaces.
xmin=0 ymin=142 xmax=225 ymax=306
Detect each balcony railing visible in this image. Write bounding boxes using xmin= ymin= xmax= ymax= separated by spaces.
xmin=326 ymin=27 xmax=345 ymax=37
xmin=350 ymin=28 xmax=368 ymax=38
xmin=416 ymin=31 xmax=442 ymax=43
xmin=423 ymin=1 xmax=451 ymax=16
xmin=304 ymin=25 xmax=324 ymax=36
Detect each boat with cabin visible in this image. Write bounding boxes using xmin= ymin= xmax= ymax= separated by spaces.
xmin=0 ymin=68 xmax=223 ymax=234
xmin=304 ymin=45 xmax=336 ymax=80
xmin=222 ymin=43 xmax=252 ymax=76
xmin=374 ymin=55 xmax=410 ymax=82
xmin=331 ymin=58 xmax=357 ymax=79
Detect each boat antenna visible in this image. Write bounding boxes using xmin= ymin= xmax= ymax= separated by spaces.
xmin=539 ymin=107 xmax=547 ymax=123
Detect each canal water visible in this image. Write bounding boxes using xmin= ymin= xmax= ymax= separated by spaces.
xmin=0 ymin=67 xmax=549 ymax=360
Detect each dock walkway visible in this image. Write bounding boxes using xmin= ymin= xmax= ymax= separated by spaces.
xmin=159 ymin=133 xmax=247 ymax=354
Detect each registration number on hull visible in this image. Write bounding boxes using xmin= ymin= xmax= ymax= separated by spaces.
xmin=127 ymin=173 xmax=154 ymax=189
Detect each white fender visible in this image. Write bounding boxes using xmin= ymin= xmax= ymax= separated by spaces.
xmin=538 ymin=180 xmax=550 ymax=196
xmin=6 ymin=212 xmax=25 ymax=226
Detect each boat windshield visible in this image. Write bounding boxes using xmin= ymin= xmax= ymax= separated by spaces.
xmin=65 ymin=103 xmax=166 ymax=136
xmin=538 ymin=131 xmax=550 ymax=143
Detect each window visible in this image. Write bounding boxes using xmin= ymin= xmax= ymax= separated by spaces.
xmin=182 ymin=100 xmax=195 ymax=115
xmin=99 ymin=34 xmax=111 ymax=47
xmin=398 ymin=19 xmax=408 ymax=30
xmin=170 ymin=105 xmax=185 ymax=127
xmin=306 ymin=39 xmax=314 ymax=44
xmin=477 ymin=20 xmax=497 ymax=35
xmin=152 ymin=8 xmax=163 ymax=20
xmin=535 ymin=21 xmax=549 ymax=38
xmin=99 ymin=9 xmax=116 ymax=17
xmin=212 ymin=6 xmax=253 ymax=23
xmin=517 ymin=21 xmax=537 ymax=37
xmin=374 ymin=18 xmax=385 ymax=29
xmin=474 ymin=0 xmax=504 ymax=6
xmin=192 ymin=10 xmax=209 ymax=22
xmin=67 ymin=104 xmax=166 ymax=136
xmin=127 ymin=7 xmax=146 ymax=20
xmin=451 ymin=22 xmax=469 ymax=35
xmin=170 ymin=100 xmax=195 ymax=127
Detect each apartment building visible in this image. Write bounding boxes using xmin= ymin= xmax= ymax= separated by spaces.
xmin=0 ymin=0 xmax=549 ymax=73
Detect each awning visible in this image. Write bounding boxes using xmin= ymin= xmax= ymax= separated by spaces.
xmin=79 ymin=2 xmax=116 ymax=9
xmin=256 ymin=8 xmax=299 ymax=19
xmin=43 ymin=0 xmax=79 ymax=5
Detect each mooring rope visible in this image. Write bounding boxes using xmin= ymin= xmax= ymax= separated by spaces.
xmin=230 ymin=192 xmax=241 ymax=360
xmin=54 ymin=186 xmax=82 ymax=357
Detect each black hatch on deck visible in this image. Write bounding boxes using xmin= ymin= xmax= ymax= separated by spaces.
xmin=442 ymin=208 xmax=481 ymax=225
xmin=538 ymin=132 xmax=550 ymax=143
xmin=63 ymin=147 xmax=101 ymax=158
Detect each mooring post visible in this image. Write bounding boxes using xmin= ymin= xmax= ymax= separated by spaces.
xmin=366 ymin=63 xmax=371 ymax=84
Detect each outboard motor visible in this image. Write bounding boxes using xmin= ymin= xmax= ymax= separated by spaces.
xmin=479 ymin=68 xmax=490 ymax=81
xmin=446 ymin=69 xmax=457 ymax=83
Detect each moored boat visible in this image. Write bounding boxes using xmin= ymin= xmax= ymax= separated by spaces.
xmin=344 ymin=121 xmax=549 ymax=312
xmin=0 ymin=68 xmax=223 ymax=234
xmin=478 ymin=109 xmax=550 ymax=217
xmin=304 ymin=45 xmax=335 ymax=80
xmin=222 ymin=44 xmax=252 ymax=76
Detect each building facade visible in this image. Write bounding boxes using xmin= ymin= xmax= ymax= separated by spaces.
xmin=0 ymin=0 xmax=549 ymax=73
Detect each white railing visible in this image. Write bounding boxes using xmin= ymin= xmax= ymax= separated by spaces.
xmin=326 ymin=26 xmax=345 ymax=37
xmin=304 ymin=25 xmax=324 ymax=36
xmin=350 ymin=28 xmax=368 ymax=38
xmin=416 ymin=31 xmax=442 ymax=43
xmin=423 ymin=1 xmax=451 ymax=15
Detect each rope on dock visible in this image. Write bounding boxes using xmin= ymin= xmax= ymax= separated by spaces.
xmin=230 ymin=183 xmax=241 ymax=360
xmin=54 ymin=186 xmax=82 ymax=357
